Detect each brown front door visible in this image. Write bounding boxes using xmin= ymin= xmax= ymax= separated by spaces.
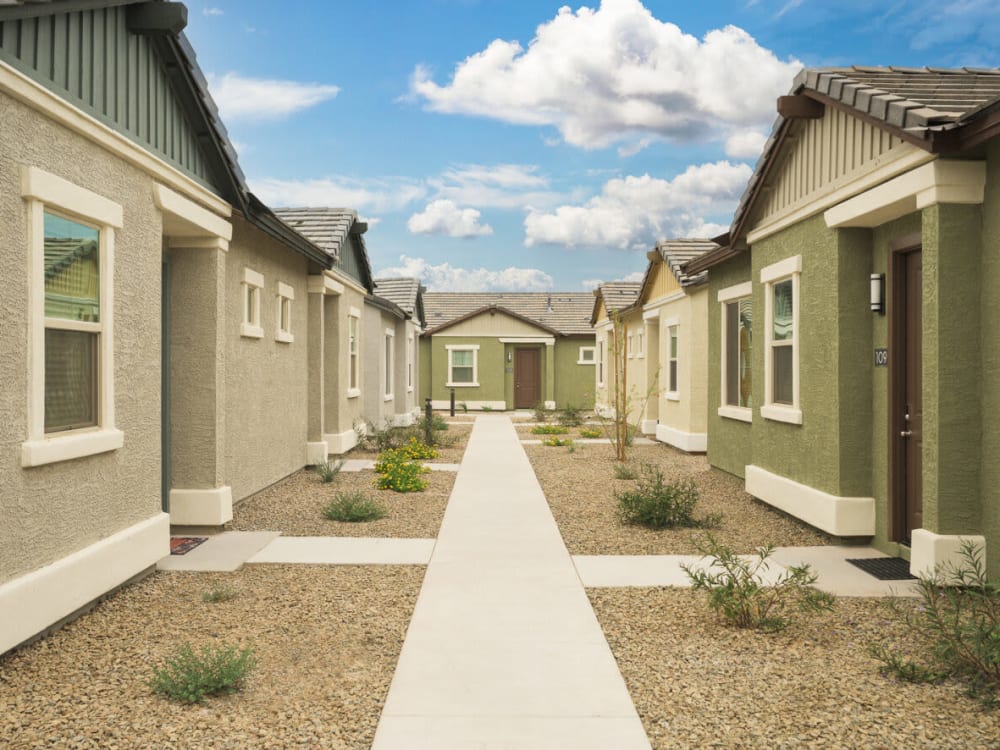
xmin=890 ymin=243 xmax=923 ymax=543
xmin=514 ymin=348 xmax=541 ymax=409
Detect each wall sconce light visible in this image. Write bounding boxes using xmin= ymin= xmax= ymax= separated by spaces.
xmin=870 ymin=273 xmax=885 ymax=315
xmin=507 ymin=351 xmax=512 ymax=363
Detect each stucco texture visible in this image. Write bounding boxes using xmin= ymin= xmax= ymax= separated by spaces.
xmin=654 ymin=287 xmax=708 ymax=437
xmin=325 ymin=285 xmax=367 ymax=437
xmin=428 ymin=337 xmax=506 ymax=404
xmin=553 ymin=338 xmax=596 ymax=409
xmin=0 ymin=93 xmax=162 ymax=584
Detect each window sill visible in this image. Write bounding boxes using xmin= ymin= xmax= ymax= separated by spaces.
xmin=577 ymin=360 xmax=596 ymax=365
xmin=275 ymin=331 xmax=294 ymax=344
xmin=347 ymin=388 xmax=361 ymax=399
xmin=22 ymin=428 xmax=124 ymax=468
xmin=666 ymin=391 xmax=680 ymax=402
xmin=407 ymin=386 xmax=414 ymax=393
xmin=718 ymin=405 xmax=752 ymax=423
xmin=240 ymin=322 xmax=263 ymax=339
xmin=446 ymin=382 xmax=479 ymax=388
xmin=761 ymin=404 xmax=802 ymax=425
xmin=383 ymin=395 xmax=394 ymax=402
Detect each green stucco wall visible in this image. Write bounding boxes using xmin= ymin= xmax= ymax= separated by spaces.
xmin=979 ymin=139 xmax=1000 ymax=576
xmin=418 ymin=337 xmax=431 ymax=405
xmin=706 ymin=254 xmax=753 ymax=478
xmin=427 ymin=337 xmax=507 ymax=405
xmin=554 ymin=338 xmax=596 ymax=408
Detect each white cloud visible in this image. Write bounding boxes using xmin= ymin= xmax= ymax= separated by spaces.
xmin=524 ymin=160 xmax=750 ymax=250
xmin=378 ymin=255 xmax=553 ymax=292
xmin=251 ymin=176 xmax=426 ymax=213
xmin=202 ymin=7 xmax=224 ymax=16
xmin=206 ymin=72 xmax=340 ymax=121
xmin=429 ymin=163 xmax=571 ymax=210
xmin=411 ymin=0 xmax=800 ymax=151
xmin=582 ymin=278 xmax=603 ymax=290
xmin=582 ymin=271 xmax=644 ymax=289
xmin=724 ymin=130 xmax=768 ymax=159
xmin=407 ymin=199 xmax=493 ymax=238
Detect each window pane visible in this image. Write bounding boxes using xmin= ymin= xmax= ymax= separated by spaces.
xmin=725 ymin=303 xmax=739 ymax=406
xmin=452 ymin=350 xmax=473 ymax=367
xmin=280 ymin=298 xmax=290 ymax=331
xmin=669 ymin=361 xmax=678 ymax=392
xmin=45 ymin=328 xmax=97 ymax=432
xmin=44 ymin=212 xmax=100 ymax=322
xmin=773 ymin=346 xmax=793 ymax=404
xmin=739 ymin=298 xmax=753 ymax=408
xmin=452 ymin=366 xmax=474 ymax=383
xmin=773 ymin=279 xmax=793 ymax=341
xmin=670 ymin=329 xmax=678 ymax=359
xmin=385 ymin=337 xmax=392 ymax=392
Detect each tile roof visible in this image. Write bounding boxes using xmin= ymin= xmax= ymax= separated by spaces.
xmin=374 ymin=277 xmax=423 ymax=316
xmin=596 ymin=282 xmax=642 ymax=313
xmin=423 ymin=293 xmax=594 ymax=336
xmin=653 ymin=239 xmax=717 ymax=287
xmin=272 ymin=207 xmax=358 ymax=261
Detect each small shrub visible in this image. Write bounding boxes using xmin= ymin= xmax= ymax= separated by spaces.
xmin=566 ymin=442 xmax=577 ymax=454
xmin=149 ymin=643 xmax=256 ymax=703
xmin=542 ymin=437 xmax=573 ymax=447
xmin=579 ymin=427 xmax=602 ymax=439
xmin=323 ymin=491 xmax=386 ymax=522
xmin=616 ymin=465 xmax=720 ymax=529
xmin=374 ymin=449 xmax=429 ymax=493
xmin=201 ymin=584 xmax=239 ymax=603
xmin=418 ymin=413 xmax=449 ymax=432
xmin=399 ymin=436 xmax=438 ymax=461
xmin=458 ymin=401 xmax=468 ymax=413
xmin=358 ymin=421 xmax=405 ymax=452
xmin=557 ymin=404 xmax=584 ymax=427
xmin=533 ymin=403 xmax=550 ymax=423
xmin=681 ymin=534 xmax=835 ymax=632
xmin=869 ymin=542 xmax=999 ymax=707
xmin=531 ymin=424 xmax=569 ymax=435
xmin=315 ymin=460 xmax=342 ymax=483
xmin=613 ymin=463 xmax=638 ymax=480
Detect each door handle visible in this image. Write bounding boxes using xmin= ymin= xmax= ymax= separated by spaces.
xmin=900 ymin=430 xmax=913 ymax=437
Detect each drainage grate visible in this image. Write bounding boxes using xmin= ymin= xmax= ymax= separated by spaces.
xmin=170 ymin=537 xmax=208 ymax=556
xmin=847 ymin=557 xmax=917 ymax=580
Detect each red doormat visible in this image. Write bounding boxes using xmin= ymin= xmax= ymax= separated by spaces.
xmin=170 ymin=537 xmax=208 ymax=555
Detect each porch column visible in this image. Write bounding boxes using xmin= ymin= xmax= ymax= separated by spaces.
xmin=305 ymin=276 xmax=329 ymax=465
xmin=544 ymin=342 xmax=555 ymax=410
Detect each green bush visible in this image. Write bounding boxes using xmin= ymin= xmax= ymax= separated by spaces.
xmin=869 ymin=542 xmax=999 ymax=707
xmin=579 ymin=427 xmax=602 ymax=439
xmin=542 ymin=437 xmax=573 ymax=447
xmin=418 ymin=413 xmax=449 ymax=432
xmin=613 ymin=463 xmax=637 ymax=480
xmin=374 ymin=449 xmax=429 ymax=493
xmin=530 ymin=424 xmax=569 ymax=435
xmin=201 ymin=584 xmax=239 ymax=603
xmin=681 ymin=534 xmax=835 ymax=632
xmin=149 ymin=643 xmax=256 ymax=703
xmin=557 ymin=404 xmax=584 ymax=427
xmin=399 ymin=436 xmax=438 ymax=461
xmin=323 ymin=491 xmax=386 ymax=522
xmin=533 ymin=403 xmax=550 ymax=423
xmin=615 ymin=465 xmax=720 ymax=529
xmin=480 ymin=405 xmax=494 ymax=412
xmin=315 ymin=460 xmax=342 ymax=483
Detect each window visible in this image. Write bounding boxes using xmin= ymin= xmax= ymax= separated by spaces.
xmin=597 ymin=339 xmax=605 ymax=385
xmin=21 ymin=166 xmax=124 ymax=467
xmin=407 ymin=333 xmax=415 ymax=392
xmin=762 ymin=256 xmax=801 ymax=424
xmin=578 ymin=346 xmax=596 ymax=365
xmin=348 ymin=308 xmax=360 ymax=396
xmin=447 ymin=345 xmax=479 ymax=386
xmin=627 ymin=333 xmax=634 ymax=358
xmin=718 ymin=281 xmax=753 ymax=422
xmin=384 ymin=329 xmax=395 ymax=400
xmin=667 ymin=325 xmax=679 ymax=397
xmin=637 ymin=331 xmax=644 ymax=358
xmin=276 ymin=282 xmax=294 ymax=343
xmin=241 ymin=268 xmax=263 ymax=338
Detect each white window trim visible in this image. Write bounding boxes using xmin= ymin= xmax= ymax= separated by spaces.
xmin=597 ymin=339 xmax=605 ymax=387
xmin=636 ymin=330 xmax=644 ymax=359
xmin=718 ymin=283 xmax=753 ymax=424
xmin=762 ymin=255 xmax=802 ymax=425
xmin=384 ymin=327 xmax=395 ymax=401
xmin=275 ymin=281 xmax=294 ymax=344
xmin=347 ymin=308 xmax=361 ymax=398
xmin=21 ymin=166 xmax=124 ymax=467
xmin=446 ymin=344 xmax=479 ymax=387
xmin=666 ymin=324 xmax=679 ymax=400
xmin=577 ymin=346 xmax=596 ymax=365
xmin=241 ymin=267 xmax=264 ymax=339
xmin=407 ymin=333 xmax=415 ymax=392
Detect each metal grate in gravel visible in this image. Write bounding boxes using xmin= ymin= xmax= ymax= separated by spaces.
xmin=847 ymin=557 xmax=917 ymax=580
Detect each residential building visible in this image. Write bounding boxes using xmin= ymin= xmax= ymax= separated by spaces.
xmin=591 ymin=282 xmax=642 ymax=419
xmin=373 ymin=278 xmax=426 ymax=426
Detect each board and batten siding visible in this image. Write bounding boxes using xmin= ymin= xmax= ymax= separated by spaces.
xmin=755 ymin=107 xmax=910 ymax=226
xmin=0 ymin=6 xmax=219 ymax=190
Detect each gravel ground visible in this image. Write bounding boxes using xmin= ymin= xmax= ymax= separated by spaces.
xmin=526 ymin=442 xmax=829 ymax=554
xmin=1 ymin=565 xmax=423 ymax=749
xmin=228 ymin=467 xmax=456 ymax=538
xmin=351 ymin=423 xmax=472 ymax=465
xmin=589 ymin=587 xmax=998 ymax=749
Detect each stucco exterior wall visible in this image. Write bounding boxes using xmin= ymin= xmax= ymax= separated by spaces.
xmin=553 ymin=338 xmax=596 ymax=409
xmin=362 ymin=302 xmax=404 ymax=428
xmin=653 ymin=286 xmax=708 ymax=438
xmin=428 ymin=336 xmax=506 ymax=406
xmin=224 ymin=218 xmax=310 ymax=502
xmin=0 ymin=91 xmax=162 ymax=584
xmin=325 ymin=284 xmax=367 ymax=439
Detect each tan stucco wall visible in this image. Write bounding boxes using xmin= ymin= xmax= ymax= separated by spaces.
xmin=326 ymin=284 xmax=367 ymax=437
xmin=224 ymin=218 xmax=310 ymax=502
xmin=653 ymin=286 xmax=708 ymax=436
xmin=0 ymin=92 xmax=162 ymax=584
xmin=363 ymin=302 xmax=404 ymax=428
xmin=435 ymin=310 xmax=553 ymax=338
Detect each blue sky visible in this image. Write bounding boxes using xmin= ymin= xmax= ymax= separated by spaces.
xmin=183 ymin=0 xmax=999 ymax=292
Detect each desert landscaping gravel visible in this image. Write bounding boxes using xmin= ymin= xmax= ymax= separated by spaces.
xmin=228 ymin=467 xmax=456 ymax=538
xmin=351 ymin=422 xmax=472 ymax=465
xmin=0 ymin=565 xmax=423 ymax=749
xmin=526 ymin=441 xmax=829 ymax=554
xmin=589 ymin=587 xmax=998 ymax=749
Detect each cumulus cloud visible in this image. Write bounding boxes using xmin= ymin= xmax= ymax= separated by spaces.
xmin=725 ymin=130 xmax=768 ymax=159
xmin=206 ymin=72 xmax=340 ymax=121
xmin=202 ymin=7 xmax=224 ymax=16
xmin=525 ymin=161 xmax=750 ymax=250
xmin=582 ymin=270 xmax=645 ymax=289
xmin=407 ymin=199 xmax=493 ymax=238
xmin=429 ymin=163 xmax=571 ymax=210
xmin=411 ymin=0 xmax=800 ymax=151
xmin=251 ymin=176 xmax=426 ymax=213
xmin=378 ymin=255 xmax=553 ymax=292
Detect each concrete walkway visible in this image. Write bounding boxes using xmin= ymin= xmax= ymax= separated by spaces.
xmin=372 ymin=415 xmax=651 ymax=749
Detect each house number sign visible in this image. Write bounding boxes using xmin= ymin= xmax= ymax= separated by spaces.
xmin=874 ymin=348 xmax=888 ymax=367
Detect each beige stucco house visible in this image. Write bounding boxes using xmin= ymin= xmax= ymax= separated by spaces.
xmin=373 ymin=278 xmax=426 ymax=426
xmin=591 ymin=282 xmax=643 ymax=420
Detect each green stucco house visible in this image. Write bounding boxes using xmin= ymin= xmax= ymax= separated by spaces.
xmin=687 ymin=67 xmax=1000 ymax=577
xmin=420 ymin=293 xmax=596 ymax=411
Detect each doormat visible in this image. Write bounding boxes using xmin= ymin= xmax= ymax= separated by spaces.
xmin=847 ymin=557 xmax=917 ymax=580
xmin=170 ymin=537 xmax=208 ymax=556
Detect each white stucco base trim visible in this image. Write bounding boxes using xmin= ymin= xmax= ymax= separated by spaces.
xmin=325 ymin=428 xmax=359 ymax=455
xmin=392 ymin=412 xmax=416 ymax=427
xmin=641 ymin=419 xmax=657 ymax=435
xmin=910 ymin=529 xmax=986 ymax=581
xmin=745 ymin=465 xmax=875 ymax=536
xmin=0 ymin=512 xmax=169 ymax=655
xmin=306 ymin=441 xmax=329 ymax=466
xmin=169 ymin=487 xmax=233 ymax=526
xmin=655 ymin=424 xmax=707 ymax=453
xmin=430 ymin=400 xmax=507 ymax=411
xmin=544 ymin=400 xmax=556 ymax=410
